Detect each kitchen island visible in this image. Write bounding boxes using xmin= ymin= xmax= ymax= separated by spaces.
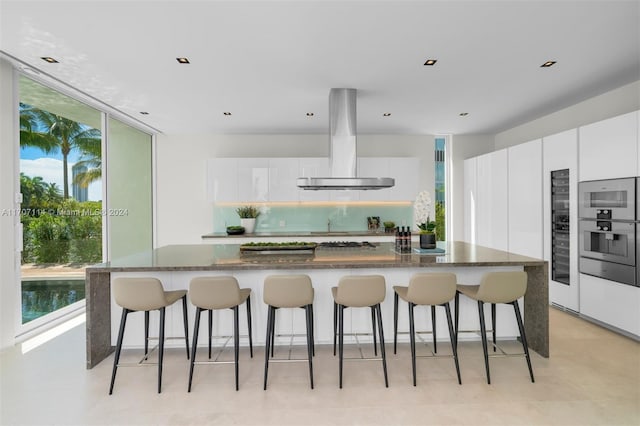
xmin=86 ymin=241 xmax=548 ymax=368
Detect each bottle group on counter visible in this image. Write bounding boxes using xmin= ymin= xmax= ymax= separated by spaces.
xmin=394 ymin=226 xmax=412 ymax=253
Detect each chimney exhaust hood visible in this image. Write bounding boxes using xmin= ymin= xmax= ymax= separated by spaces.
xmin=296 ymin=88 xmax=395 ymax=190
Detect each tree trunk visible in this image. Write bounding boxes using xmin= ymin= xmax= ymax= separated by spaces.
xmin=63 ymin=153 xmax=69 ymax=199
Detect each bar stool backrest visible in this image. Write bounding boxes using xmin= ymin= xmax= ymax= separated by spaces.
xmin=264 ymin=275 xmax=313 ymax=308
xmin=336 ymin=275 xmax=386 ymax=307
xmin=190 ymin=276 xmax=241 ymax=309
xmin=407 ymin=272 xmax=457 ymax=305
xmin=477 ymin=271 xmax=527 ymax=304
xmin=113 ymin=277 xmax=167 ymax=311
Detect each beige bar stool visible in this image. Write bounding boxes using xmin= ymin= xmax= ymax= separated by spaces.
xmin=263 ymin=274 xmax=315 ymax=390
xmin=332 ymin=275 xmax=388 ymax=388
xmin=188 ymin=276 xmax=253 ymax=392
xmin=393 ymin=272 xmax=461 ymax=386
xmin=109 ymin=277 xmax=189 ymax=394
xmin=454 ymin=271 xmax=534 ymax=384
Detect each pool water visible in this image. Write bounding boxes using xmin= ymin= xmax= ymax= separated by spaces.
xmin=21 ymin=279 xmax=85 ymax=324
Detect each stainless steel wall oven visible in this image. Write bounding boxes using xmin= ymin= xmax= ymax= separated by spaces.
xmin=578 ymin=177 xmax=639 ymax=286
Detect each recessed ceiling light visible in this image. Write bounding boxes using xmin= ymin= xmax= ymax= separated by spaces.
xmin=41 ymin=57 xmax=58 ymax=63
xmin=306 ymin=112 xmax=314 ymax=117
xmin=176 ymin=57 xmax=190 ymax=64
xmin=459 ymin=112 xmax=469 ymax=116
xmin=140 ymin=111 xmax=149 ymax=115
xmin=223 ymin=112 xmax=232 ymax=116
xmin=423 ymin=59 xmax=437 ymax=66
xmin=383 ymin=113 xmax=391 ymax=117
xmin=540 ymin=61 xmax=556 ymax=68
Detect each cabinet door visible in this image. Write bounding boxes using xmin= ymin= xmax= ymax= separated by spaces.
xmin=358 ymin=158 xmax=391 ymax=201
xmin=388 ymin=158 xmax=419 ymax=201
xmin=298 ymin=158 xmax=330 ymax=202
xmin=543 ymin=129 xmax=579 ymax=311
xmin=238 ymin=159 xmax=269 ymax=202
xmin=508 ymin=139 xmax=542 ymax=258
xmin=580 ymin=274 xmax=640 ymax=336
xmin=579 ymin=111 xmax=638 ymax=181
xmin=463 ymin=157 xmax=477 ymax=244
xmin=207 ymin=158 xmax=238 ymax=202
xmin=268 ymin=158 xmax=299 ymax=202
xmin=476 ymin=149 xmax=508 ymax=251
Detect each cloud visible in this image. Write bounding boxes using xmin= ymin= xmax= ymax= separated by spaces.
xmin=20 ymin=157 xmax=102 ymax=201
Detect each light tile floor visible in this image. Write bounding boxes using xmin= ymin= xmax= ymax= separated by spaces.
xmin=1 ymin=307 xmax=638 ymax=425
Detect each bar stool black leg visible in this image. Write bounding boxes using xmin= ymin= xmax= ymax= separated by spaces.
xmin=375 ymin=303 xmax=389 ymax=388
xmin=409 ymin=302 xmax=417 ymax=386
xmin=477 ymin=301 xmax=491 ymax=385
xmin=491 ymin=303 xmax=496 ymax=352
xmin=513 ymin=301 xmax=535 ymax=383
xmin=444 ymin=302 xmax=462 ymax=385
xmin=371 ymin=306 xmax=378 ymax=356
xmin=270 ymin=308 xmax=276 ymax=358
xmin=338 ymin=304 xmax=344 ymax=389
xmin=305 ymin=304 xmax=314 ymax=389
xmin=431 ymin=305 xmax=437 ymax=354
xmin=246 ymin=295 xmax=253 ymax=358
xmin=158 ymin=307 xmax=166 ymax=393
xmin=393 ymin=292 xmax=399 ymax=354
xmin=454 ymin=291 xmax=460 ymax=350
xmin=263 ymin=305 xmax=274 ymax=390
xmin=234 ymin=305 xmax=240 ymax=391
xmin=109 ymin=308 xmax=129 ymax=395
xmin=188 ymin=307 xmax=202 ymax=392
xmin=208 ymin=309 xmax=213 ymax=359
xmin=309 ymin=304 xmax=315 ymax=357
xmin=333 ymin=302 xmax=338 ymax=356
xmin=144 ymin=310 xmax=149 ymax=356
xmin=182 ymin=295 xmax=190 ymax=359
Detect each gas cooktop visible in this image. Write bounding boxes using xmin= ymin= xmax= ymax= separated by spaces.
xmin=318 ymin=241 xmax=379 ymax=248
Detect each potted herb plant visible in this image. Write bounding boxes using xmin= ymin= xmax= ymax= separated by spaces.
xmin=236 ymin=205 xmax=260 ymax=234
xmin=414 ymin=190 xmax=437 ymax=249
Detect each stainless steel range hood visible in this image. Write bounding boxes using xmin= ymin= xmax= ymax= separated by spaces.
xmin=296 ymin=88 xmax=395 ymax=190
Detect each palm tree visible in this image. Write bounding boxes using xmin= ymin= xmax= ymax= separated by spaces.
xmin=73 ymin=141 xmax=102 ymax=189
xmin=19 ymin=104 xmax=101 ymax=198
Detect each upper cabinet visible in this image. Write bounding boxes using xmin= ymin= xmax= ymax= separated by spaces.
xmin=463 ymin=157 xmax=477 ymax=244
xmin=508 ymin=139 xmax=542 ymax=258
xmin=579 ymin=111 xmax=639 ymax=181
xmin=209 ymin=157 xmax=420 ymax=203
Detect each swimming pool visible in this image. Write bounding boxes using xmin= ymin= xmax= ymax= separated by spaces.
xmin=21 ymin=279 xmax=85 ymax=324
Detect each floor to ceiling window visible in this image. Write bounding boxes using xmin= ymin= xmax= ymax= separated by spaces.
xmin=17 ymin=74 xmax=154 ymax=332
xmin=434 ymin=137 xmax=446 ymax=240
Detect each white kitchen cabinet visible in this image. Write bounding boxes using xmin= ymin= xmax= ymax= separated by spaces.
xmin=637 ymin=110 xmax=640 ymax=176
xmin=238 ymin=159 xmax=269 ymax=202
xmin=268 ymin=158 xmax=300 ymax=201
xmin=388 ymin=157 xmax=420 ymax=201
xmin=358 ymin=158 xmax=391 ymax=201
xmin=543 ymin=129 xmax=579 ymax=312
xmin=463 ymin=157 xmax=477 ymax=244
xmin=298 ymin=157 xmax=330 ymax=202
xmin=580 ymin=274 xmax=640 ymax=337
xmin=508 ymin=139 xmax=542 ymax=259
xmin=579 ymin=111 xmax=638 ymax=181
xmin=475 ymin=149 xmax=508 ymax=251
xmin=207 ymin=158 xmax=239 ymax=202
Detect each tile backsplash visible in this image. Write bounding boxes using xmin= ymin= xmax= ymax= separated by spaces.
xmin=213 ymin=204 xmax=413 ymax=233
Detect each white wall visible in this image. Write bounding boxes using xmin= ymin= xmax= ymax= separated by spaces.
xmin=0 ymin=58 xmax=18 ymax=351
xmin=449 ymin=134 xmax=495 ymax=241
xmin=494 ymin=81 xmax=640 ymax=150
xmin=155 ymin=134 xmax=434 ymax=246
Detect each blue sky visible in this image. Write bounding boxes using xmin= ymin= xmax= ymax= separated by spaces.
xmin=20 ymin=146 xmax=82 ymax=162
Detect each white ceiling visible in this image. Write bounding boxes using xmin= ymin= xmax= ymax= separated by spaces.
xmin=1 ymin=0 xmax=638 ymax=136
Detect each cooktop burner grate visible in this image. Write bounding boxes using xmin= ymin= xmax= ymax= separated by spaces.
xmin=318 ymin=241 xmax=378 ymax=248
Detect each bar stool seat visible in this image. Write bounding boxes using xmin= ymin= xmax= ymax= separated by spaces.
xmin=263 ymin=274 xmax=315 ymax=390
xmin=455 ymin=271 xmax=535 ymax=384
xmin=393 ymin=272 xmax=461 ymax=386
xmin=188 ymin=276 xmax=253 ymax=392
xmin=109 ymin=277 xmax=189 ymax=394
xmin=333 ymin=275 xmax=388 ymax=388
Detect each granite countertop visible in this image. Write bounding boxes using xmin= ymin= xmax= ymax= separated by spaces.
xmin=202 ymin=230 xmax=393 ymax=238
xmin=87 ymin=241 xmax=545 ymax=272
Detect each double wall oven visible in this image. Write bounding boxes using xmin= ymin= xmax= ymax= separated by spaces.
xmin=578 ymin=177 xmax=639 ymax=286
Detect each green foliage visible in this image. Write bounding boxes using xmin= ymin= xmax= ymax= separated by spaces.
xmin=435 ymin=201 xmax=445 ymax=241
xmin=21 ymin=198 xmax=102 ymax=264
xmin=236 ymin=205 xmax=260 ymax=218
